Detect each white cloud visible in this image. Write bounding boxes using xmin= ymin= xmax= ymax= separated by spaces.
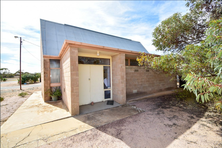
xmin=1 ymin=1 xmax=188 ymax=73
xmin=154 ymin=1 xmax=188 ymax=24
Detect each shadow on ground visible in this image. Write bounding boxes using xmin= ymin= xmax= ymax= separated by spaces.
xmin=39 ymin=94 xmax=222 ymax=148
xmin=45 ymin=100 xmax=69 ymax=112
xmin=97 ymin=95 xmax=221 ymax=148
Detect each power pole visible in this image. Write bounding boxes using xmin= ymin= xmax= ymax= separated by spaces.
xmin=14 ymin=36 xmax=22 ymax=90
xmin=20 ymin=37 xmax=22 ymax=90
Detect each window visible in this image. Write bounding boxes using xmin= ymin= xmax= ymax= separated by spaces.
xmin=50 ymin=69 xmax=60 ymax=83
xmin=103 ymin=65 xmax=111 ymax=99
xmin=125 ymin=59 xmax=128 ymax=66
xmin=50 ymin=60 xmax=60 ymax=68
xmin=104 ymin=90 xmax=111 ymax=99
xmin=50 ymin=59 xmax=60 ymax=83
xmin=104 ymin=66 xmax=111 ymax=89
xmin=78 ymin=57 xmax=110 ymax=65
xmin=130 ymin=59 xmax=138 ymax=66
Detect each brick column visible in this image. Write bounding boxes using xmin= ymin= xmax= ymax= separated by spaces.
xmin=43 ymin=58 xmax=50 ymax=101
xmin=70 ymin=47 xmax=79 ymax=115
xmin=61 ymin=47 xmax=79 ymax=116
xmin=112 ymin=53 xmax=126 ymax=104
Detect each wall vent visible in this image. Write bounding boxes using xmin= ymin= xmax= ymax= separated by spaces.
xmin=133 ymin=90 xmax=137 ymax=93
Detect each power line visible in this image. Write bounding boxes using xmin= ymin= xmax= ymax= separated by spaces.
xmin=23 ymin=39 xmax=40 ymax=47
xmin=22 ymin=45 xmax=40 ymax=61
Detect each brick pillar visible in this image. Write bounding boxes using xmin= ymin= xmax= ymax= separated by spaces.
xmin=112 ymin=53 xmax=126 ymax=104
xmin=43 ymin=58 xmax=50 ymax=101
xmin=70 ymin=47 xmax=79 ymax=115
xmin=61 ymin=47 xmax=79 ymax=116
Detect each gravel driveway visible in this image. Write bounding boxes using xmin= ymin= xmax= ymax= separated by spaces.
xmin=40 ymin=94 xmax=222 ymax=148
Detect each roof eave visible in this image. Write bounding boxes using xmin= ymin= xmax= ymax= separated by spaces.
xmin=43 ymin=40 xmax=159 ymax=59
xmin=59 ymin=40 xmax=154 ymax=57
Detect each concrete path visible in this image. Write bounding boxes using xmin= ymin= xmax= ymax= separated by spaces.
xmin=1 ymin=91 xmax=140 ymax=148
xmin=1 ymin=91 xmax=71 ymax=133
xmin=80 ymin=101 xmax=121 ymax=115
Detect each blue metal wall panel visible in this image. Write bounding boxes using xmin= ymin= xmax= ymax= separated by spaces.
xmin=40 ymin=19 xmax=148 ymax=56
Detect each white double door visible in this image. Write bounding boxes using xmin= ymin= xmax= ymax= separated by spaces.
xmin=79 ymin=65 xmax=104 ymax=105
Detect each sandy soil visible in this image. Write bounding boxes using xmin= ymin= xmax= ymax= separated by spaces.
xmin=0 ymin=87 xmax=41 ymax=126
xmin=40 ymin=94 xmax=222 ymax=148
xmin=1 ymin=80 xmax=41 ymax=88
xmin=1 ymin=80 xmax=19 ymax=87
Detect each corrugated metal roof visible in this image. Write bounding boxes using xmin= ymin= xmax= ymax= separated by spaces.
xmin=40 ymin=19 xmax=148 ymax=56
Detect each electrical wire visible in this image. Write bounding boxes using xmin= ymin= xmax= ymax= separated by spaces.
xmin=23 ymin=39 xmax=40 ymax=47
xmin=22 ymin=45 xmax=40 ymax=61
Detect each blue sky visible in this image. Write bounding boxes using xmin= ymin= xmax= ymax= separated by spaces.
xmin=1 ymin=1 xmax=188 ymax=73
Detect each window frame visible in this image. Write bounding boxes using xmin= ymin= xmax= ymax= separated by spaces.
xmin=50 ymin=59 xmax=61 ymax=87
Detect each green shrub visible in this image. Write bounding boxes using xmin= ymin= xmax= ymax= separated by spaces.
xmin=0 ymin=77 xmax=7 ymax=81
xmin=0 ymin=97 xmax=4 ymax=102
xmin=1 ymin=73 xmax=14 ymax=78
xmin=46 ymin=87 xmax=62 ymax=97
xmin=175 ymin=89 xmax=196 ymax=101
xmin=22 ymin=74 xmax=31 ymax=84
xmin=31 ymin=74 xmax=39 ymax=83
xmin=5 ymin=74 xmax=14 ymax=78
xmin=18 ymin=73 xmax=41 ymax=84
xmin=29 ymin=79 xmax=34 ymax=84
xmin=215 ymin=101 xmax=222 ymax=111
xmin=18 ymin=92 xmax=28 ymax=97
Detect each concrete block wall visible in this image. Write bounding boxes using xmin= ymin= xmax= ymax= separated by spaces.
xmin=61 ymin=47 xmax=79 ymax=115
xmin=112 ymin=53 xmax=126 ymax=104
xmin=126 ymin=66 xmax=177 ymax=95
xmin=61 ymin=48 xmax=71 ymax=113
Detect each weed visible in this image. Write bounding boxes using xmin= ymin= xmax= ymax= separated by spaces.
xmin=175 ymin=89 xmax=196 ymax=101
xmin=18 ymin=92 xmax=28 ymax=97
xmin=0 ymin=97 xmax=4 ymax=102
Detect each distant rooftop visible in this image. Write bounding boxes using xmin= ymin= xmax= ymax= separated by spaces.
xmin=40 ymin=19 xmax=148 ymax=56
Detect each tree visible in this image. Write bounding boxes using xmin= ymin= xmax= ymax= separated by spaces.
xmin=152 ymin=0 xmax=222 ymax=53
xmin=187 ymin=0 xmax=222 ymax=20
xmin=14 ymin=70 xmax=24 ymax=76
xmin=137 ymin=18 xmax=222 ymax=110
xmin=0 ymin=68 xmax=14 ymax=78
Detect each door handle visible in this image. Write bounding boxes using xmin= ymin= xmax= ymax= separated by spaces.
xmin=88 ymin=78 xmax=90 ymax=80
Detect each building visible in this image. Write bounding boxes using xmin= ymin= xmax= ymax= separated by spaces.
xmin=40 ymin=19 xmax=176 ymax=116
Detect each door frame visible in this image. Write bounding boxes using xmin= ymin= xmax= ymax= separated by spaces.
xmin=78 ymin=53 xmax=113 ymax=104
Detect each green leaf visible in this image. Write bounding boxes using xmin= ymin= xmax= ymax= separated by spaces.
xmin=201 ymin=95 xmax=205 ymax=103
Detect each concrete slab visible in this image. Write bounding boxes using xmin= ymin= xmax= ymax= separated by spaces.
xmin=1 ymin=105 xmax=140 ymax=148
xmin=1 ymin=91 xmax=71 ymax=134
xmin=80 ymin=101 xmax=120 ymax=115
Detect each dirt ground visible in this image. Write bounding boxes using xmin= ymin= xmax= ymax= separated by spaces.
xmin=1 ymin=79 xmax=19 ymax=87
xmin=40 ymin=94 xmax=222 ymax=148
xmin=0 ymin=87 xmax=41 ymax=126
